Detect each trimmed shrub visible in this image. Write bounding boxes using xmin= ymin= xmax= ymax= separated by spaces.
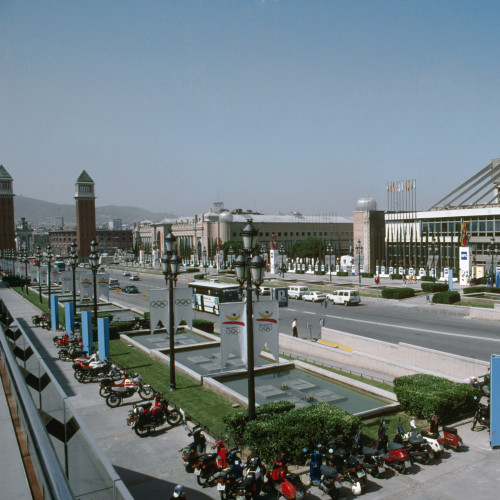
xmin=463 ymin=286 xmax=500 ymax=295
xmin=420 ymin=276 xmax=434 ymax=282
xmin=223 ymin=401 xmax=295 ymax=444
xmin=390 ymin=273 xmax=402 ymax=280
xmin=242 ymin=402 xmax=360 ymax=464
xmin=421 ymin=282 xmax=448 ymax=293
xmin=361 ymin=272 xmax=374 ymax=278
xmin=193 ymin=274 xmax=205 ymax=280
xmin=184 ymin=267 xmax=200 ymax=273
xmin=295 ymin=270 xmax=305 ymax=274
xmin=337 ymin=271 xmax=348 ymax=277
xmin=432 ymin=291 xmax=460 ymax=304
xmin=314 ymin=270 xmax=325 ymax=275
xmin=393 ymin=374 xmax=479 ymax=422
xmin=193 ymin=319 xmax=214 ymax=333
xmin=109 ymin=320 xmax=136 ymax=340
xmin=381 ymin=287 xmax=415 ymax=300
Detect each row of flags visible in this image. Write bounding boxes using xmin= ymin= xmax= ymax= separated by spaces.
xmin=387 ymin=179 xmax=416 ymax=192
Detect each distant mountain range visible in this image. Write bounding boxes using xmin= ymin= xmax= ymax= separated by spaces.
xmin=13 ymin=195 xmax=176 ymax=229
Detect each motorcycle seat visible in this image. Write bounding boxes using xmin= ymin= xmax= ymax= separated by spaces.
xmin=200 ymin=453 xmax=217 ymax=464
xmin=443 ymin=426 xmax=457 ymax=435
xmin=388 ymin=442 xmax=405 ymax=451
xmin=408 ymin=436 xmax=425 ymax=445
xmin=421 ymin=430 xmax=439 ymax=439
xmin=362 ymin=446 xmax=380 ymax=456
xmin=320 ymin=465 xmax=337 ymax=476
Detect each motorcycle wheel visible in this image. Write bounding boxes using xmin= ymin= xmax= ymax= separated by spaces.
xmin=139 ymin=387 xmax=154 ymax=400
xmin=471 ymin=415 xmax=478 ymax=431
xmin=167 ymin=409 xmax=182 ymax=426
xmin=329 ymin=486 xmax=339 ymax=500
xmin=74 ymin=370 xmax=84 ymax=382
xmin=219 ymin=492 xmax=228 ymax=500
xmin=369 ymin=467 xmax=380 ymax=478
xmin=197 ymin=464 xmax=217 ymax=487
xmin=106 ymin=394 xmax=122 ymax=408
xmin=59 ymin=351 xmax=67 ymax=360
xmin=99 ymin=386 xmax=110 ymax=398
xmin=134 ymin=425 xmax=151 ymax=437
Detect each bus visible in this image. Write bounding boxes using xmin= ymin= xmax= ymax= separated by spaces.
xmin=54 ymin=261 xmax=66 ymax=272
xmin=188 ymin=279 xmax=241 ymax=315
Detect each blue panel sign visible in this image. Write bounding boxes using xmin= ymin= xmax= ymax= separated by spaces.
xmin=491 ymin=355 xmax=500 ymax=447
xmin=273 ymin=287 xmax=288 ymax=308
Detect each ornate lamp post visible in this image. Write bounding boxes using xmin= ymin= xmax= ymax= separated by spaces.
xmin=355 ymin=240 xmax=363 ymax=284
xmin=202 ymin=248 xmax=208 ymax=279
xmin=89 ymin=240 xmax=99 ymax=328
xmin=430 ymin=238 xmax=438 ymax=283
xmin=326 ymin=241 xmax=333 ymax=282
xmin=35 ymin=246 xmax=42 ymax=304
xmin=46 ymin=245 xmax=54 ymax=305
xmin=228 ymin=245 xmax=235 ymax=271
xmin=162 ymin=232 xmax=180 ymax=391
xmin=489 ymin=236 xmax=497 ymax=283
xmin=279 ymin=242 xmax=287 ymax=277
xmin=69 ymin=240 xmax=79 ymax=312
xmin=233 ymin=220 xmax=266 ymax=421
xmin=21 ymin=245 xmax=29 ymax=295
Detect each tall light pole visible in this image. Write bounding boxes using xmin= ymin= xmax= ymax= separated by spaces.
xmin=228 ymin=245 xmax=235 ymax=271
xmin=327 ymin=241 xmax=333 ymax=282
xmin=202 ymin=248 xmax=208 ymax=279
xmin=35 ymin=246 xmax=42 ymax=304
xmin=21 ymin=245 xmax=29 ymax=295
xmin=233 ymin=220 xmax=266 ymax=421
xmin=355 ymin=239 xmax=363 ymax=284
xmin=489 ymin=236 xmax=497 ymax=284
xmin=46 ymin=245 xmax=54 ymax=306
xmin=89 ymin=240 xmax=99 ymax=328
xmin=162 ymin=232 xmax=180 ymax=391
xmin=430 ymin=238 xmax=438 ymax=283
xmin=70 ymin=240 xmax=79 ymax=314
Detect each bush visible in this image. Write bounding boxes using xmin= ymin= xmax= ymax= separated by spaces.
xmin=295 ymin=270 xmax=305 ymax=274
xmin=184 ymin=267 xmax=200 ymax=273
xmin=393 ymin=374 xmax=479 ymax=422
xmin=314 ymin=270 xmax=325 ymax=275
xmin=463 ymin=286 xmax=500 ymax=295
xmin=381 ymin=287 xmax=415 ymax=300
xmin=223 ymin=401 xmax=295 ymax=444
xmin=421 ymin=282 xmax=448 ymax=293
xmin=361 ymin=272 xmax=374 ymax=278
xmin=432 ymin=291 xmax=461 ymax=304
xmin=193 ymin=319 xmax=214 ymax=333
xmin=242 ymin=403 xmax=360 ymax=464
xmin=337 ymin=271 xmax=348 ymax=277
xmin=390 ymin=273 xmax=402 ymax=280
xmin=193 ymin=274 xmax=205 ymax=280
xmin=109 ymin=320 xmax=136 ymax=340
xmin=420 ymin=276 xmax=434 ymax=282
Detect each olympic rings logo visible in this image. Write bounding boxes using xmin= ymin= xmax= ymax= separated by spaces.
xmin=175 ymin=299 xmax=192 ymax=306
xmin=150 ymin=300 xmax=168 ymax=308
xmin=225 ymin=327 xmax=240 ymax=335
xmin=258 ymin=325 xmax=273 ymax=333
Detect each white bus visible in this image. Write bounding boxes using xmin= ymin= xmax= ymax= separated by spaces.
xmin=188 ymin=279 xmax=241 ymax=315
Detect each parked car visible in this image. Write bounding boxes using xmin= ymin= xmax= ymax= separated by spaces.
xmin=109 ymin=278 xmax=120 ymax=289
xmin=288 ymin=285 xmax=310 ymax=299
xmin=130 ymin=275 xmax=140 ymax=281
xmin=123 ymin=271 xmax=131 ymax=276
xmin=302 ymin=291 xmax=327 ymax=302
xmin=122 ymin=285 xmax=139 ymax=294
xmin=327 ymin=290 xmax=361 ymax=306
xmin=259 ymin=287 xmax=272 ymax=296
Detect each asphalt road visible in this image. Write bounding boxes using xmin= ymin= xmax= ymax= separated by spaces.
xmin=106 ymin=268 xmax=500 ymax=363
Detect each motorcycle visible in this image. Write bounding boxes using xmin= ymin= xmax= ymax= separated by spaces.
xmin=351 ymin=427 xmax=386 ymax=478
xmin=372 ymin=420 xmax=412 ymax=474
xmin=407 ymin=420 xmax=444 ymax=458
xmin=73 ymin=359 xmax=119 ymax=383
xmin=304 ymin=446 xmax=342 ymax=500
xmin=129 ymin=393 xmax=182 ymax=436
xmin=325 ymin=439 xmax=367 ymax=496
xmin=471 ymin=395 xmax=490 ymax=430
xmin=105 ymin=373 xmax=154 ymax=407
xmin=99 ymin=370 xmax=131 ymax=397
xmin=266 ymin=452 xmax=308 ymax=500
xmin=240 ymin=456 xmax=266 ymax=500
xmin=58 ymin=344 xmax=88 ymax=361
xmin=32 ymin=313 xmax=49 ymax=327
xmin=393 ymin=422 xmax=434 ymax=465
xmin=423 ymin=415 xmax=462 ymax=452
xmin=198 ymin=444 xmax=237 ymax=488
xmin=180 ymin=425 xmax=208 ymax=472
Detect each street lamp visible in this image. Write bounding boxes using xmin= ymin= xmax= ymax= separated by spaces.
xmin=228 ymin=245 xmax=235 ymax=271
xmin=278 ymin=242 xmax=287 ymax=277
xmin=35 ymin=246 xmax=42 ymax=304
xmin=355 ymin=239 xmax=363 ymax=284
xmin=430 ymin=238 xmax=438 ymax=283
xmin=46 ymin=245 xmax=54 ymax=305
xmin=70 ymin=240 xmax=79 ymax=316
xmin=21 ymin=245 xmax=29 ymax=295
xmin=202 ymin=248 xmax=208 ymax=279
xmin=89 ymin=240 xmax=99 ymax=328
xmin=162 ymin=232 xmax=180 ymax=391
xmin=489 ymin=236 xmax=497 ymax=284
xmin=233 ymin=220 xmax=266 ymax=421
xmin=326 ymin=241 xmax=333 ymax=282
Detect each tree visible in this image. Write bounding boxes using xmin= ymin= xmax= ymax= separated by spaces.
xmin=289 ymin=237 xmax=326 ymax=260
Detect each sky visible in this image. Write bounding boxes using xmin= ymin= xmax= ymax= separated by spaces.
xmin=2 ymin=0 xmax=500 ymax=218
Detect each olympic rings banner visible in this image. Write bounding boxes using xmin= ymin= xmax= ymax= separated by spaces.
xmin=252 ymin=301 xmax=280 ymax=364
xmin=149 ymin=288 xmax=169 ymax=335
xmin=174 ymin=287 xmax=194 ymax=332
xmin=61 ymin=271 xmax=73 ymax=293
xmin=97 ymin=273 xmax=110 ymax=302
xmin=220 ymin=303 xmax=247 ymax=367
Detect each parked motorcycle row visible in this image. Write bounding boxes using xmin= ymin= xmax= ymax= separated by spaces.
xmin=178 ymin=417 xmax=464 ymax=499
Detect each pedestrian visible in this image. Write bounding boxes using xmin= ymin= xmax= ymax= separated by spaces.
xmin=292 ymin=318 xmax=298 ymax=338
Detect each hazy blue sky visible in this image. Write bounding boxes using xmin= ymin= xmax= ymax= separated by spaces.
xmin=2 ymin=1 xmax=500 ymax=217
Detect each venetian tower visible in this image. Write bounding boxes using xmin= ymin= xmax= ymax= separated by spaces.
xmin=74 ymin=171 xmax=96 ymax=258
xmin=0 ymin=165 xmax=16 ymax=251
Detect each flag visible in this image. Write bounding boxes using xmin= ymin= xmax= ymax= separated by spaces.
xmin=61 ymin=271 xmax=73 ymax=293
xmin=148 ymin=288 xmax=169 ymax=335
xmin=173 ymin=287 xmax=194 ymax=331
xmin=97 ymin=273 xmax=109 ymax=301
xmin=79 ymin=272 xmax=93 ymax=302
xmin=252 ymin=301 xmax=280 ymax=364
xmin=220 ymin=302 xmax=247 ymax=367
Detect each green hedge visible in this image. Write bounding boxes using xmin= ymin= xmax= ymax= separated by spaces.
xmin=432 ymin=291 xmax=461 ymax=304
xmin=184 ymin=267 xmax=200 ymax=273
xmin=193 ymin=274 xmax=205 ymax=280
xmin=193 ymin=319 xmax=214 ymax=333
xmin=314 ymin=270 xmax=325 ymax=275
xmin=390 ymin=273 xmax=402 ymax=280
xmin=421 ymin=282 xmax=448 ymax=293
xmin=361 ymin=272 xmax=374 ymax=278
xmin=109 ymin=320 xmax=136 ymax=340
xmin=463 ymin=286 xmax=500 ymax=295
xmin=295 ymin=270 xmax=305 ymax=274
xmin=336 ymin=271 xmax=348 ymax=277
xmin=242 ymin=402 xmax=360 ymax=464
xmin=393 ymin=374 xmax=479 ymax=422
xmin=420 ymin=276 xmax=434 ymax=282
xmin=223 ymin=401 xmax=295 ymax=444
xmin=381 ymin=287 xmax=415 ymax=299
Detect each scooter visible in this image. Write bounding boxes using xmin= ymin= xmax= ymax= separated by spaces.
xmin=199 ymin=445 xmax=238 ymax=488
xmin=241 ymin=456 xmax=266 ymax=500
xmin=180 ymin=425 xmax=208 ymax=472
xmin=266 ymin=452 xmax=308 ymax=500
xmin=471 ymin=395 xmax=490 ymax=430
xmin=423 ymin=415 xmax=462 ymax=452
xmin=105 ymin=373 xmax=154 ymax=407
xmin=407 ymin=420 xmax=444 ymax=458
xmin=351 ymin=427 xmax=386 ymax=478
xmin=372 ymin=421 xmax=412 ymax=474
xmin=304 ymin=446 xmax=342 ymax=499
xmin=393 ymin=422 xmax=434 ymax=464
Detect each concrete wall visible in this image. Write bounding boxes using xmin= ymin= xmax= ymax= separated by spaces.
xmin=320 ymin=328 xmax=489 ymax=380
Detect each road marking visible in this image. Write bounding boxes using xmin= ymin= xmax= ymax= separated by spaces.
xmin=303 ymin=311 xmax=315 ymax=315
xmin=324 ymin=314 xmax=500 ymax=343
xmin=317 ymin=339 xmax=353 ymax=352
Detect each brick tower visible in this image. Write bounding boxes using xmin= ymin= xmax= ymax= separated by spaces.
xmin=74 ymin=170 xmax=96 ymax=258
xmin=0 ymin=165 xmax=16 ymax=252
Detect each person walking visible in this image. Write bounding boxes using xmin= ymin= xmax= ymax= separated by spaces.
xmin=292 ymin=318 xmax=298 ymax=338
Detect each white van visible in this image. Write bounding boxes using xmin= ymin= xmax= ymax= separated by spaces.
xmin=327 ymin=290 xmax=361 ymax=306
xmin=109 ymin=278 xmax=120 ymax=289
xmin=288 ymin=286 xmax=311 ymax=299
